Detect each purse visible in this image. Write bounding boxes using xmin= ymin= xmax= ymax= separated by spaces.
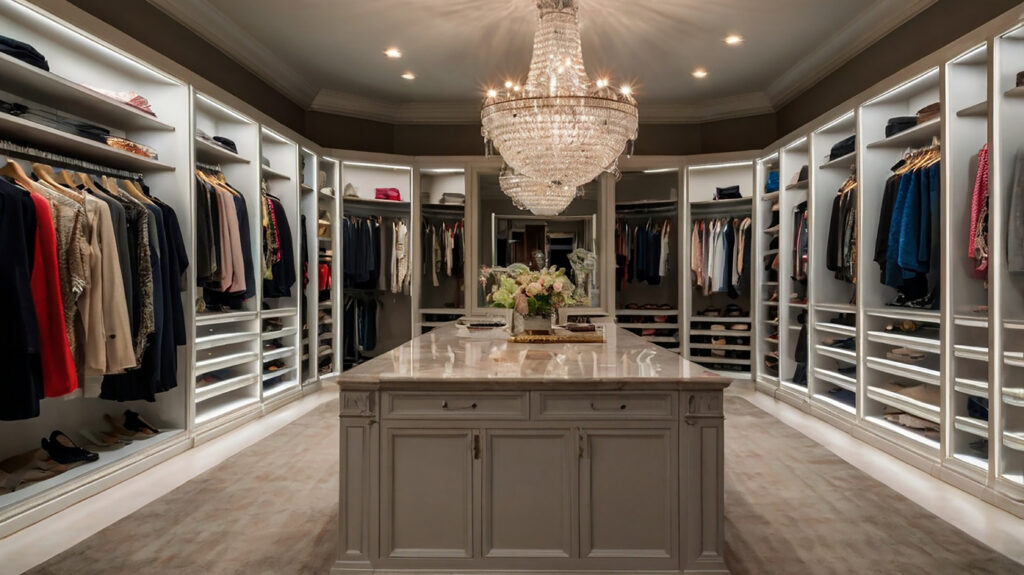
xmin=714 ymin=185 xmax=741 ymax=200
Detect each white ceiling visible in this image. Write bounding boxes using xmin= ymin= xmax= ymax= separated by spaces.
xmin=148 ymin=0 xmax=937 ymax=124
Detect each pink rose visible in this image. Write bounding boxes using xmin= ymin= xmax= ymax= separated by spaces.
xmin=526 ymin=282 xmax=543 ymax=296
xmin=553 ymin=281 xmax=563 ymax=293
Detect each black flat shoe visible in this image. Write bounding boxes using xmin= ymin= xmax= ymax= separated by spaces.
xmin=41 ymin=431 xmax=99 ymax=465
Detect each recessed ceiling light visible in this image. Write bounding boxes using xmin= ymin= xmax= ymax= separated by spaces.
xmin=401 ymin=72 xmax=416 ymax=80
xmin=692 ymin=68 xmax=708 ymax=79
xmin=384 ymin=47 xmax=402 ymax=58
xmin=724 ymin=35 xmax=743 ymax=45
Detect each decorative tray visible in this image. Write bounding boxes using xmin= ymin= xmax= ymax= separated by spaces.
xmin=508 ymin=328 xmax=605 ymax=344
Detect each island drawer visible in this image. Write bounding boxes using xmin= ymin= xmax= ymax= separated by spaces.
xmin=382 ymin=392 xmax=529 ymax=420
xmin=531 ymin=391 xmax=677 ymax=420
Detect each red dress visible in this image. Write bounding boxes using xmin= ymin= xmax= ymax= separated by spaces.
xmin=30 ymin=192 xmax=78 ymax=396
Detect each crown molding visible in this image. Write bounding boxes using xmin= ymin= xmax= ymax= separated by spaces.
xmin=146 ymin=0 xmax=317 ymax=107
xmin=311 ymin=89 xmax=774 ymax=125
xmin=764 ymin=0 xmax=938 ymax=108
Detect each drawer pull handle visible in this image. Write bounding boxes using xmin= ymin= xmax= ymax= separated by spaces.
xmin=441 ymin=401 xmax=478 ymax=410
xmin=589 ymin=402 xmax=627 ymax=411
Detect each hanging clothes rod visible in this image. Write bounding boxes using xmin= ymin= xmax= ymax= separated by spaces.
xmin=0 ymin=139 xmax=144 ymax=179
xmin=196 ymin=161 xmax=223 ymax=172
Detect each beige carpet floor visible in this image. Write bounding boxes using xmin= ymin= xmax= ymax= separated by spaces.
xmin=23 ymin=396 xmax=1024 ymax=575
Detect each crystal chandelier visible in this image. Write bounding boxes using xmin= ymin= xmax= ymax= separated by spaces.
xmin=499 ymin=164 xmax=582 ymax=216
xmin=482 ymin=0 xmax=638 ymax=215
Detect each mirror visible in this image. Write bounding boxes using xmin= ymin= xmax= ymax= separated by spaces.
xmin=477 ymin=172 xmax=601 ymax=308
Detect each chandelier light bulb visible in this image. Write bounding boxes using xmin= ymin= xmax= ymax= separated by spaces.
xmin=620 ymin=85 xmax=632 ymax=96
xmin=505 ymin=80 xmax=514 ymax=88
xmin=487 ymin=89 xmax=498 ymax=98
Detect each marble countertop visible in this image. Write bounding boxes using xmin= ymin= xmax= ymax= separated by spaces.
xmin=339 ymin=325 xmax=731 ymax=390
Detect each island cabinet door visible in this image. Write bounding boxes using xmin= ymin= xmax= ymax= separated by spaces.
xmin=381 ymin=428 xmax=475 ymax=559
xmin=578 ymin=426 xmax=679 ymax=568
xmin=481 ymin=429 xmax=576 ymax=560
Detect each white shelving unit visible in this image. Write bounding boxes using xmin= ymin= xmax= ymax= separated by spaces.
xmin=615 ymin=170 xmax=682 ymax=352
xmin=341 ymin=161 xmax=414 ymax=367
xmin=417 ymin=166 xmax=468 ymax=333
xmin=684 ymin=160 xmax=754 ymax=373
xmin=0 ymin=0 xmax=192 ymax=535
xmin=259 ymin=127 xmax=301 ymax=405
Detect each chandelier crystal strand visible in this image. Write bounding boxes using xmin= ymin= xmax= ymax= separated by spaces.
xmin=482 ymin=0 xmax=638 ymax=214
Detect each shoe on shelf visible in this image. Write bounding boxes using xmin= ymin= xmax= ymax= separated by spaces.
xmin=41 ymin=431 xmax=99 ymax=465
xmin=103 ymin=414 xmax=137 ymax=443
xmin=77 ymin=429 xmax=124 ymax=451
xmin=886 ymin=347 xmax=926 ymax=362
xmin=124 ymin=410 xmax=159 ymax=436
xmin=768 ymin=291 xmax=779 ymax=302
xmin=825 ymin=337 xmax=856 ymax=350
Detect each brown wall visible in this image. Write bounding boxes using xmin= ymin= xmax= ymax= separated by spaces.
xmin=66 ymin=0 xmax=307 ymax=133
xmin=777 ymin=0 xmax=1023 ymax=134
xmin=64 ymin=0 xmax=1023 ymax=155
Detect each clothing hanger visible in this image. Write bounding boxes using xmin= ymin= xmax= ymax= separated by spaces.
xmin=32 ymin=163 xmax=64 ymax=189
xmin=77 ymin=172 xmax=104 ymax=195
xmin=1 ymin=157 xmax=37 ymax=191
xmin=57 ymin=168 xmax=78 ymax=189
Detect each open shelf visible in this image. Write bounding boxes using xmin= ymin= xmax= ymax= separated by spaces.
xmin=261 ymin=164 xmax=290 ymax=180
xmin=196 ymin=310 xmax=257 ymax=326
xmin=0 ymin=52 xmax=176 ymax=132
xmin=953 ymin=416 xmax=989 ymax=438
xmin=865 ymin=118 xmax=941 ymax=149
xmin=262 ymin=307 xmax=298 ymax=319
xmin=816 ymin=322 xmax=856 ymax=337
xmin=866 ymin=357 xmax=940 ymax=386
xmin=262 ymin=327 xmax=298 ymax=340
xmin=196 ymin=395 xmax=259 ymax=427
xmin=819 ymin=151 xmax=857 ymax=170
xmin=866 ymin=386 xmax=940 ymax=424
xmin=761 ymin=191 xmax=781 ymax=202
xmin=0 ymin=112 xmax=175 ymax=171
xmin=953 ymin=345 xmax=989 ymax=361
xmin=816 ymin=344 xmax=857 ymax=363
xmin=262 ymin=365 xmax=298 ymax=382
xmin=196 ymin=373 xmax=259 ymax=403
xmin=813 ymin=368 xmax=857 ymax=392
xmin=864 ymin=307 xmax=940 ymax=323
xmin=195 ymin=137 xmax=250 ymax=164
xmin=195 ymin=331 xmax=257 ymax=351
xmin=865 ymin=416 xmax=939 ymax=451
xmin=262 ymin=346 xmax=296 ymax=362
xmin=195 ymin=351 xmax=259 ymax=377
xmin=954 ymin=377 xmax=988 ymax=398
xmin=816 ymin=303 xmax=856 ymax=314
xmin=866 ymin=330 xmax=940 ymax=354
xmin=956 ymin=101 xmax=988 ymax=118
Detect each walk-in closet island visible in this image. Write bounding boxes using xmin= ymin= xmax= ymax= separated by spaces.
xmin=333 ymin=325 xmax=730 ymax=575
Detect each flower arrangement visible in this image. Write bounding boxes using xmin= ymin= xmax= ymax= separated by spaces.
xmin=481 ymin=263 xmax=577 ymax=318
